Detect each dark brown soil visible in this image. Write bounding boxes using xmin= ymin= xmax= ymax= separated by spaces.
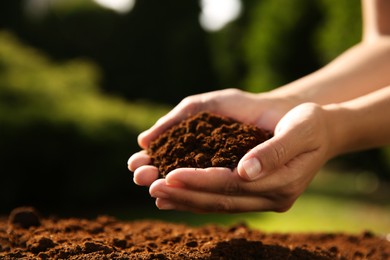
xmin=1 ymin=207 xmax=389 ymax=259
xmin=148 ymin=112 xmax=272 ymax=177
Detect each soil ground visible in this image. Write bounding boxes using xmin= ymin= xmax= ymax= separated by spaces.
xmin=1 ymin=207 xmax=389 ymax=259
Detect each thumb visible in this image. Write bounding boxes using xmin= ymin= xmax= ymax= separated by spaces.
xmin=237 ymin=133 xmax=303 ymax=181
xmin=238 ymin=103 xmax=322 ymax=181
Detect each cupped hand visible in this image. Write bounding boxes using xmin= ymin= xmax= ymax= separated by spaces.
xmin=147 ymin=103 xmax=336 ymax=213
xmin=128 ymin=88 xmax=296 ymax=187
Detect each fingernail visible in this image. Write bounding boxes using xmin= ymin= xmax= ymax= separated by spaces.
xmin=243 ymin=157 xmax=262 ymax=180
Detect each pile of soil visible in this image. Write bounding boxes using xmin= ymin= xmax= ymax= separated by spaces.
xmin=1 ymin=207 xmax=389 ymax=259
xmin=148 ymin=112 xmax=272 ymax=177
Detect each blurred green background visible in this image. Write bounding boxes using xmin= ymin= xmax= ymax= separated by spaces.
xmin=1 ymin=0 xmax=389 ymax=234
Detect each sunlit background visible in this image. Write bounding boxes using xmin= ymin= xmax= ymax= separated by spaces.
xmin=93 ymin=0 xmax=136 ymax=14
xmin=0 ymin=0 xmax=389 ymax=235
xmin=92 ymin=0 xmax=242 ymax=31
xmin=24 ymin=0 xmax=242 ymax=31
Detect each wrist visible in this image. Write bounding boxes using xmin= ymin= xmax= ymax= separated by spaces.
xmin=322 ymin=103 xmax=354 ymax=159
xmin=266 ymin=87 xmax=306 ymax=107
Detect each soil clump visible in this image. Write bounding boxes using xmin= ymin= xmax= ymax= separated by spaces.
xmin=148 ymin=112 xmax=272 ymax=177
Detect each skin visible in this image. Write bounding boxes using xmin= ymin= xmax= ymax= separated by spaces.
xmin=128 ymin=0 xmax=390 ymax=213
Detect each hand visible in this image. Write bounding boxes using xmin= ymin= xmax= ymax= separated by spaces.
xmin=145 ymin=103 xmax=335 ymax=213
xmin=128 ymin=88 xmax=297 ymax=186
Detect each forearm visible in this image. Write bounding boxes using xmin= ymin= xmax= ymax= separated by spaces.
xmin=325 ymin=86 xmax=390 ymax=157
xmin=269 ymin=37 xmax=390 ymax=105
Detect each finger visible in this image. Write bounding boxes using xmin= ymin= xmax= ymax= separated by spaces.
xmin=127 ymin=151 xmax=150 ymax=172
xmin=133 ymin=165 xmax=160 ymax=186
xmin=237 ymin=135 xmax=304 ymax=181
xmin=155 ymin=198 xmax=208 ymax=213
xmin=165 ymin=168 xmax=244 ymax=194
xmin=237 ymin=104 xmax=320 ymax=181
xmin=165 ymin=167 xmax=286 ymax=195
xmin=151 ymin=185 xmax=285 ymax=213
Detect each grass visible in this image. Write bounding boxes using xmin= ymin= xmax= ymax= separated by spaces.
xmin=242 ymin=169 xmax=390 ymax=234
xmin=243 ymin=193 xmax=390 ymax=234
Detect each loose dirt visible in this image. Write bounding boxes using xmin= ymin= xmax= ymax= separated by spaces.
xmin=148 ymin=111 xmax=272 ymax=177
xmin=1 ymin=207 xmax=389 ymax=259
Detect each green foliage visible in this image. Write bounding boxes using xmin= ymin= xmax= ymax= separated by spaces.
xmin=209 ymin=0 xmax=361 ymax=93
xmin=241 ymin=0 xmax=322 ymax=92
xmin=207 ymin=26 xmax=243 ymax=89
xmin=315 ymin=0 xmax=362 ymax=63
xmin=0 ymin=32 xmax=97 ymax=127
xmin=0 ymin=31 xmax=169 ymax=211
xmin=0 ymin=31 xmax=165 ymax=135
xmin=1 ymin=0 xmax=217 ymax=105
